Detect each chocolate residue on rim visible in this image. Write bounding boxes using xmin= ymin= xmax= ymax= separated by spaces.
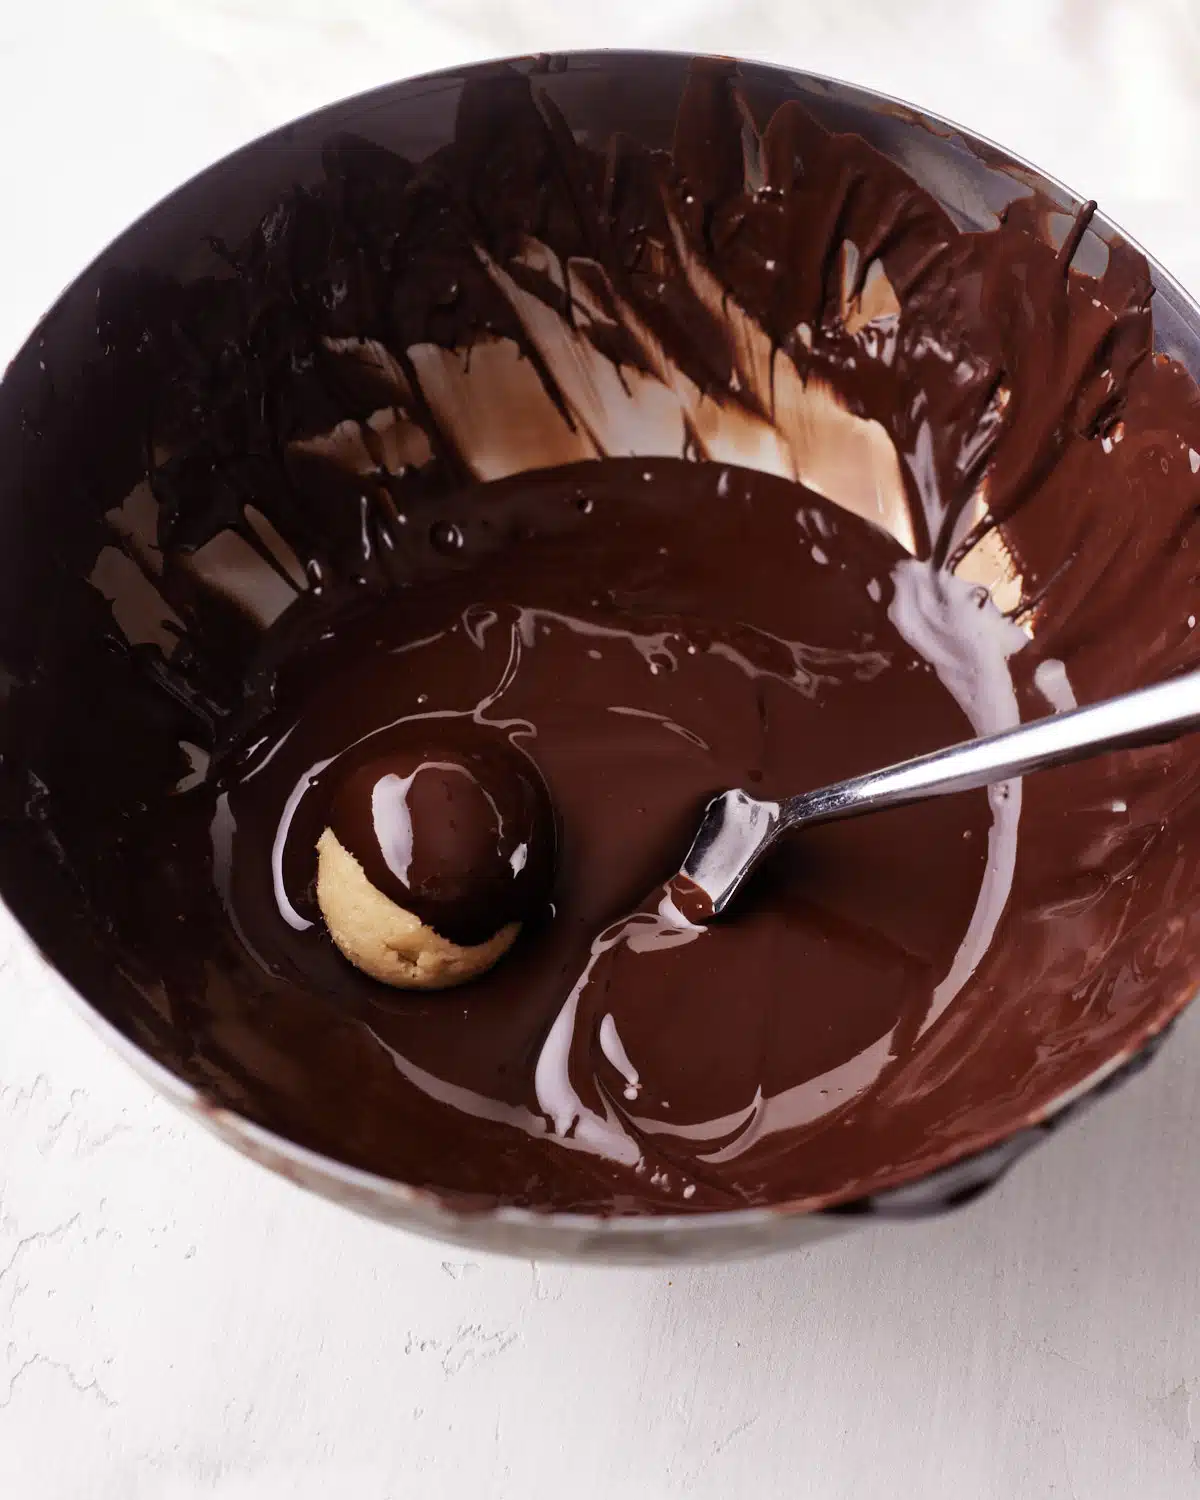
xmin=3 ymin=55 xmax=1200 ymax=1216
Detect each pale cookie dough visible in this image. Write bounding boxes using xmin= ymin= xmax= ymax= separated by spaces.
xmin=316 ymin=827 xmax=520 ymax=989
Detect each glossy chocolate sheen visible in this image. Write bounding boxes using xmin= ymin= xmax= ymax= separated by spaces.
xmin=2 ymin=56 xmax=1200 ymax=1218
xmin=215 ymin=457 xmax=988 ymax=1208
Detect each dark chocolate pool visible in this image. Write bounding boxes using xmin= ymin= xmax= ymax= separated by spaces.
xmin=3 ymin=53 xmax=1200 ymax=1257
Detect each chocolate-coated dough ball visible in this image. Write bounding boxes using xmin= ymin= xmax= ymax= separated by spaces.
xmin=316 ymin=737 xmax=554 ymax=990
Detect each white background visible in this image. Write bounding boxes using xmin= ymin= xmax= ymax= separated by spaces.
xmin=4 ymin=3 xmax=1200 ymax=1496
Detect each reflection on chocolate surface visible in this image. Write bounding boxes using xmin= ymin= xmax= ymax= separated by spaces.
xmin=3 ymin=55 xmax=1200 ymax=1219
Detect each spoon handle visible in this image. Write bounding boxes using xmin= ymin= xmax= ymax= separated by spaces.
xmin=779 ymin=666 xmax=1200 ymax=833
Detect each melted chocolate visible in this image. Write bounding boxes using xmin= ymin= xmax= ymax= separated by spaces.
xmin=211 ymin=457 xmax=988 ymax=1207
xmin=3 ymin=56 xmax=1200 ymax=1218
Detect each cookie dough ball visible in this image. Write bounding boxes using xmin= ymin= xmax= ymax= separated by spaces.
xmin=316 ymin=827 xmax=521 ymax=989
xmin=316 ymin=736 xmax=555 ymax=990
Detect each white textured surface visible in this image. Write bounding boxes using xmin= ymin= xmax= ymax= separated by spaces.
xmin=5 ymin=4 xmax=1200 ymax=1495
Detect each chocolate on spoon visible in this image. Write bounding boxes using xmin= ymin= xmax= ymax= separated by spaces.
xmin=673 ymin=668 xmax=1200 ymax=922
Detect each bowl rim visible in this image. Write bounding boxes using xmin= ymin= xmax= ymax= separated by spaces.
xmin=7 ymin=46 xmax=1199 ymax=1256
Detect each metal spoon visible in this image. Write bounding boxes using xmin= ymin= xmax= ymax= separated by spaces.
xmin=670 ymin=668 xmax=1200 ymax=922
